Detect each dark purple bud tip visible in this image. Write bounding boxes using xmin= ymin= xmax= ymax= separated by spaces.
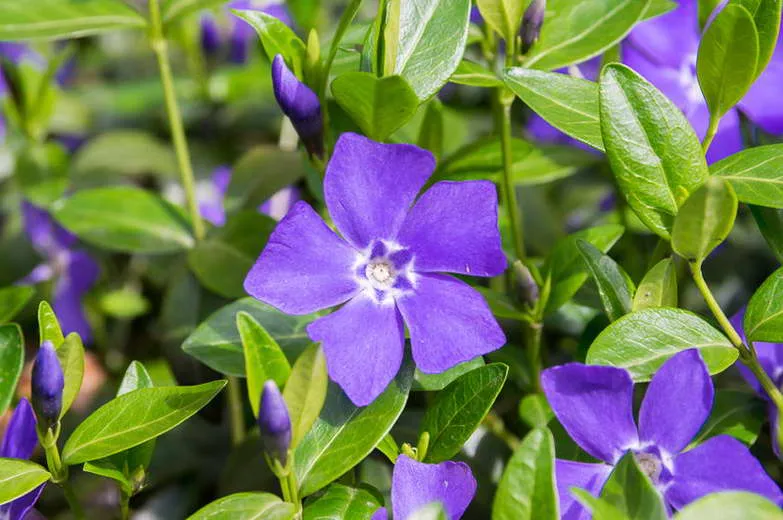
xmin=271 ymin=54 xmax=324 ymax=158
xmin=521 ymin=0 xmax=546 ymax=54
xmin=31 ymin=341 xmax=64 ymax=428
xmin=258 ymin=380 xmax=292 ymax=466
xmin=200 ymin=15 xmax=222 ymax=57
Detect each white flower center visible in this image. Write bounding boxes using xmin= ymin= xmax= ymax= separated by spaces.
xmin=365 ymin=260 xmax=395 ymax=287
xmin=634 ymin=452 xmax=663 ymax=483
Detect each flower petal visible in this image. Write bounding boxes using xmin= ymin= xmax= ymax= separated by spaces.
xmin=307 ymin=294 xmax=404 ymax=406
xmin=666 ymin=435 xmax=783 ymax=510
xmin=391 ymin=454 xmax=476 ymax=520
xmin=396 ymin=274 xmax=505 ymax=373
xmin=21 ymin=200 xmax=76 ymax=255
xmin=556 ymin=460 xmax=613 ymax=520
xmin=324 ymin=133 xmax=434 ymax=249
xmin=53 ymin=250 xmax=100 ymax=343
xmin=541 ymin=364 xmax=638 ymax=464
xmin=625 ymin=0 xmax=699 ymax=69
xmin=638 ymin=349 xmax=713 ymax=455
xmin=0 ymin=484 xmax=45 ymax=520
xmin=244 ymin=201 xmax=360 ymax=315
xmin=739 ymin=36 xmax=783 ymax=135
xmin=397 ymin=181 xmax=507 ymax=277
xmin=271 ymin=55 xmax=323 ymax=156
xmin=370 ymin=507 xmax=388 ymax=520
xmin=0 ymin=399 xmax=37 ymax=459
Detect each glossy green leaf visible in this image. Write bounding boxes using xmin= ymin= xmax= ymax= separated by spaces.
xmin=734 ymin=0 xmax=783 ymax=77
xmin=691 ymin=390 xmax=764 ymax=446
xmin=674 ymin=491 xmax=783 ymax=520
xmin=577 ymin=240 xmax=634 ymax=321
xmin=52 ymin=187 xmax=194 ymax=253
xmin=420 ymin=363 xmax=508 ymax=463
xmin=377 ymin=433 xmax=399 ymax=462
xmin=525 ymin=0 xmax=652 ymax=71
xmin=188 ymin=492 xmax=296 ymax=520
xmin=413 ymin=357 xmax=485 ymax=392
xmin=504 ymin=68 xmax=603 ymax=151
xmin=38 ymin=300 xmax=64 ymax=347
xmin=492 ymin=428 xmax=558 ymax=520
xmin=572 ymin=490 xmax=631 ymax=520
xmin=600 ymin=453 xmax=667 ymax=520
xmin=711 ymin=144 xmax=783 ymax=208
xmin=632 ymin=258 xmax=678 ymax=311
xmin=182 ymin=298 xmax=316 ymax=377
xmin=57 ymin=333 xmax=85 ymax=419
xmin=331 ymin=73 xmax=419 ymax=141
xmin=451 ymin=60 xmax=503 ymax=87
xmin=0 ymin=0 xmax=146 ymax=40
xmin=750 ymin=206 xmax=783 ymax=262
xmin=696 ymin=3 xmax=759 ymax=118
xmin=283 ymin=344 xmax=328 ymax=450
xmin=302 ymin=484 xmax=382 ymax=519
xmin=417 ymin=99 xmax=445 ymax=160
xmin=233 ymin=10 xmax=305 ymax=76
xmin=672 ymin=177 xmax=738 ymax=263
xmin=0 ymin=324 xmax=24 ymax=416
xmin=587 ymin=308 xmax=738 ymax=381
xmin=0 ymin=286 xmax=34 ymax=324
xmin=518 ymin=394 xmax=553 ymax=429
xmin=599 ymin=64 xmax=709 ymax=239
xmin=0 ymin=459 xmax=51 ymax=505
xmin=63 ymin=380 xmax=226 ymax=465
xmin=391 ymin=0 xmax=471 ymax=100
xmin=476 ymin=0 xmax=527 ymax=44
xmin=543 ymin=224 xmax=625 ymax=313
xmin=295 ymin=363 xmax=412 ymax=496
xmin=744 ymin=266 xmax=783 ymax=342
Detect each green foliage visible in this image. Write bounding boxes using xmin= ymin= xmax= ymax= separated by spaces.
xmin=673 ymin=491 xmax=783 ymax=520
xmin=633 ymin=258 xmax=678 ymax=311
xmin=188 ymin=492 xmax=296 ymax=520
xmin=0 ymin=459 xmax=51 ymax=505
xmin=0 ymin=324 xmax=24 ymax=416
xmin=302 ymin=484 xmax=382 ymax=519
xmin=744 ymin=266 xmax=783 ymax=343
xmin=711 ymin=144 xmax=783 ymax=208
xmin=599 ymin=453 xmax=667 ymax=520
xmin=577 ymin=240 xmax=635 ymax=321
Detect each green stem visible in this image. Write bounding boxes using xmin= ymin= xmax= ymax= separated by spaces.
xmin=148 ymin=0 xmax=205 ymax=241
xmin=526 ymin=320 xmax=543 ymax=391
xmin=701 ymin=113 xmax=720 ymax=154
xmin=496 ymin=94 xmax=526 ymax=261
xmin=40 ymin=427 xmax=85 ymax=519
xmin=119 ymin=490 xmax=130 ymax=520
xmin=227 ymin=376 xmax=245 ymax=446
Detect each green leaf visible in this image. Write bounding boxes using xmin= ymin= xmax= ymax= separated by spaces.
xmin=331 ymin=73 xmax=419 ymax=141
xmin=377 ymin=433 xmax=399 ymax=462
xmin=52 ymin=187 xmax=194 ymax=253
xmin=413 ymin=357 xmax=485 ymax=391
xmin=476 ymin=0 xmax=527 ymax=44
xmin=450 ymin=60 xmax=503 ymax=87
xmin=600 ymin=453 xmax=667 ymax=520
xmin=674 ymin=491 xmax=783 ymax=520
xmin=99 ymin=288 xmax=150 ymax=319
xmin=38 ymin=300 xmax=64 ymax=347
xmin=744 ymin=266 xmax=783 ymax=343
xmin=225 ymin=147 xmax=307 ymax=214
xmin=182 ymin=298 xmax=316 ymax=377
xmin=0 ymin=459 xmax=51 ymax=505
xmin=417 ymin=99 xmax=445 ymax=160
xmin=283 ymin=344 xmax=328 ymax=450
xmin=0 ymin=324 xmax=24 ymax=416
xmin=571 ymin=490 xmax=631 ymax=520
xmin=420 ymin=363 xmax=508 ymax=463
xmin=577 ymin=240 xmax=634 ymax=321
xmin=711 ymin=144 xmax=783 ymax=208
xmin=543 ymin=224 xmax=625 ymax=313
xmin=632 ymin=258 xmax=678 ymax=311
xmin=16 ymin=142 xmax=69 ymax=208
xmin=733 ymin=0 xmax=782 ymax=77
xmin=750 ymin=206 xmax=783 ymax=263
xmin=696 ymin=3 xmax=759 ymax=118
xmin=504 ymin=68 xmax=603 ymax=151
xmin=391 ymin=0 xmax=471 ymax=100
xmin=0 ymin=0 xmax=146 ymax=40
xmin=672 ymin=177 xmax=738 ymax=263
xmin=492 ymin=428 xmax=558 ymax=520
xmin=586 ymin=307 xmax=738 ymax=381
xmin=162 ymin=0 xmax=229 ymax=25
xmin=302 ymin=484 xmax=382 ymax=519
xmin=237 ymin=312 xmax=291 ymax=417
xmin=691 ymin=390 xmax=764 ymax=447
xmin=0 ymin=286 xmax=34 ymax=323
xmin=188 ymin=492 xmax=296 ymax=520
xmin=233 ymin=10 xmax=306 ymax=77
xmin=518 ymin=394 xmax=553 ymax=429
xmin=295 ymin=363 xmax=412 ymax=496
xmin=62 ymin=380 xmax=226 ymax=465
xmin=188 ymin=211 xmax=276 ymax=298
xmin=599 ymin=64 xmax=709 ymax=239
xmin=57 ymin=333 xmax=85 ymax=419
xmin=525 ymin=0 xmax=652 ymax=71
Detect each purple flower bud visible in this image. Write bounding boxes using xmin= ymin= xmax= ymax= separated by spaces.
xmin=200 ymin=15 xmax=223 ymax=58
xmin=258 ymin=380 xmax=292 ymax=466
xmin=521 ymin=0 xmax=546 ymax=54
xmin=31 ymin=341 xmax=64 ymax=428
xmin=513 ymin=260 xmax=539 ymax=307
xmin=271 ymin=54 xmax=324 ymax=158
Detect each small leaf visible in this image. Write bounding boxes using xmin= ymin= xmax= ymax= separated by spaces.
xmin=57 ymin=333 xmax=85 ymax=419
xmin=451 ymin=60 xmax=503 ymax=87
xmin=38 ymin=300 xmax=64 ymax=347
xmin=283 ymin=344 xmax=327 ymax=450
xmin=600 ymin=452 xmax=667 ymax=520
xmin=233 ymin=10 xmax=306 ymax=77
xmin=734 ymin=0 xmax=782 ymax=78
xmin=744 ymin=266 xmax=783 ymax=343
xmin=518 ymin=394 xmax=553 ymax=429
xmin=750 ymin=206 xmax=783 ymax=263
xmin=302 ymin=484 xmax=382 ymax=519
xmin=0 ymin=286 xmax=34 ymax=323
xmin=420 ymin=363 xmax=508 ymax=463
xmin=633 ymin=258 xmax=678 ymax=311
xmin=691 ymin=390 xmax=764 ymax=447
xmin=577 ymin=240 xmax=634 ymax=321
xmin=0 ymin=459 xmax=50 ymax=505
xmin=711 ymin=144 xmax=783 ymax=208
xmin=674 ymin=491 xmax=783 ymax=520
xmin=476 ymin=0 xmax=526 ymax=44
xmin=413 ymin=357 xmax=485 ymax=392
xmin=187 ymin=492 xmax=296 ymax=520
xmin=417 ymin=99 xmax=445 ymax=160
xmin=0 ymin=324 xmax=24 ymax=416
xmin=571 ymin=490 xmax=630 ymax=520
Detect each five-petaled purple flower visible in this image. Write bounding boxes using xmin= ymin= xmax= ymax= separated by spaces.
xmin=542 ymin=349 xmax=783 ymax=519
xmin=371 ymin=455 xmax=477 ymax=519
xmin=244 ymin=133 xmax=507 ymax=406
xmin=0 ymin=399 xmax=45 ymax=519
xmin=19 ymin=201 xmax=99 ymax=343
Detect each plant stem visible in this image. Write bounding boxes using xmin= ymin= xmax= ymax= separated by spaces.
xmin=496 ymin=94 xmax=526 ymax=262
xmin=148 ymin=0 xmax=205 ymax=241
xmin=227 ymin=376 xmax=245 ymax=445
xmin=40 ymin=428 xmax=85 ymax=519
xmin=701 ymin=113 xmax=720 ymax=154
xmin=525 ymin=320 xmax=543 ymax=391
xmin=119 ymin=490 xmax=130 ymax=520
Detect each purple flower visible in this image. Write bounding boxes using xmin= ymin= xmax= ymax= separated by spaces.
xmin=521 ymin=0 xmax=546 ymax=54
xmin=19 ymin=201 xmax=99 ymax=344
xmin=542 ymin=349 xmax=783 ymax=519
xmin=244 ymin=133 xmax=507 ymax=406
xmin=31 ymin=340 xmax=64 ymax=428
xmin=371 ymin=455 xmax=477 ymax=519
xmin=623 ymin=0 xmax=783 ymax=163
xmin=0 ymin=399 xmax=45 ymax=519
xmin=271 ymin=55 xmax=324 ymax=158
xmin=257 ymin=380 xmax=292 ymax=465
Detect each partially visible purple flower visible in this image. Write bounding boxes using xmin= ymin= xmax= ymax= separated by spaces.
xmin=19 ymin=201 xmax=99 ymax=343
xmin=0 ymin=399 xmax=45 ymax=520
xmin=520 ymin=0 xmax=546 ymax=54
xmin=257 ymin=380 xmax=292 ymax=466
xmin=245 ymin=133 xmax=507 ymax=406
xmin=542 ymin=349 xmax=783 ymax=519
xmin=31 ymin=340 xmax=64 ymax=428
xmin=271 ymin=55 xmax=324 ymax=158
xmin=371 ymin=455 xmax=477 ymax=520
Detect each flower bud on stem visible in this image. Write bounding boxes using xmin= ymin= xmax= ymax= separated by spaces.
xmin=258 ymin=381 xmax=300 ymax=511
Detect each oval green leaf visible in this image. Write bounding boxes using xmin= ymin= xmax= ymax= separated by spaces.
xmin=744 ymin=266 xmax=783 ymax=343
xmin=0 ymin=459 xmax=51 ymax=505
xmin=711 ymin=144 xmax=783 ymax=208
xmin=232 ymin=10 xmax=306 ymax=77
xmin=58 ymin=333 xmax=85 ymax=419
xmin=0 ymin=286 xmax=34 ymax=324
xmin=633 ymin=258 xmax=678 ymax=311
xmin=38 ymin=300 xmax=64 ymax=347
xmin=599 ymin=452 xmax=667 ymax=520
xmin=0 ymin=324 xmax=24 ymax=416
xmin=691 ymin=389 xmax=764 ymax=447
xmin=303 ymin=484 xmax=382 ymax=519
xmin=576 ymin=239 xmax=634 ymax=321
xmin=675 ymin=491 xmax=783 ymax=520
xmin=188 ymin=492 xmax=296 ymax=520
xmin=476 ymin=0 xmax=526 ymax=44
xmin=283 ymin=344 xmax=328 ymax=450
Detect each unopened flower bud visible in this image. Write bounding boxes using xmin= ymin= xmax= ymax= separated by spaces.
xmin=200 ymin=15 xmax=222 ymax=58
xmin=513 ymin=260 xmax=539 ymax=308
xmin=258 ymin=380 xmax=292 ymax=466
xmin=31 ymin=341 xmax=64 ymax=429
xmin=520 ymin=0 xmax=546 ymax=54
xmin=271 ymin=54 xmax=324 ymax=158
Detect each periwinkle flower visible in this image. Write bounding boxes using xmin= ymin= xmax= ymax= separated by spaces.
xmin=258 ymin=380 xmax=292 ymax=466
xmin=371 ymin=455 xmax=477 ymax=520
xmin=271 ymin=55 xmax=324 ymax=158
xmin=19 ymin=201 xmax=99 ymax=343
xmin=520 ymin=0 xmax=546 ymax=54
xmin=542 ymin=349 xmax=783 ymax=519
xmin=244 ymin=133 xmax=507 ymax=406
xmin=31 ymin=341 xmax=65 ymax=429
xmin=0 ymin=399 xmax=45 ymax=519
